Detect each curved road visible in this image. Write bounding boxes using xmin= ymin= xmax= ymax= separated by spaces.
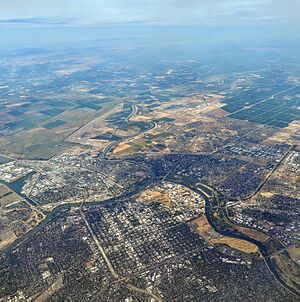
xmin=1 ymin=103 xmax=298 ymax=298
xmin=98 ymin=104 xmax=156 ymax=159
xmin=173 ymin=180 xmax=299 ymax=298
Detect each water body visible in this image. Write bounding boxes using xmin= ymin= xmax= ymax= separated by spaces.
xmin=1 ymin=172 xmax=38 ymax=206
xmin=0 ymin=162 xmax=298 ymax=297
xmin=188 ymin=182 xmax=299 ymax=298
xmin=0 ymin=170 xmax=155 ymax=257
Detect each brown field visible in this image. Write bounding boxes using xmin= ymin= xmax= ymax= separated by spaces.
xmin=211 ymin=237 xmax=259 ymax=254
xmin=112 ymin=93 xmax=225 ymax=156
xmin=0 ymin=137 xmax=9 ymax=146
xmin=260 ymin=192 xmax=274 ymax=198
xmin=272 ymin=253 xmax=300 ymax=290
xmin=0 ymin=183 xmax=24 ymax=207
xmin=265 ymin=120 xmax=300 ymax=146
xmin=137 ymin=189 xmax=171 ymax=207
xmin=287 ymin=247 xmax=300 ymax=263
xmin=193 ymin=216 xmax=259 ymax=254
xmin=137 ymin=183 xmax=204 ymax=209
xmin=112 ymin=143 xmax=133 ymax=155
xmin=234 ymin=225 xmax=270 ymax=243
xmin=61 ymin=145 xmax=91 ymax=156
xmin=86 ymin=257 xmax=96 ymax=271
xmin=0 ymin=235 xmax=17 ymax=250
xmin=193 ymin=216 xmax=222 ymax=240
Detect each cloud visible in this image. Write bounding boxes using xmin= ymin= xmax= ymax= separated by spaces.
xmin=0 ymin=0 xmax=299 ymax=27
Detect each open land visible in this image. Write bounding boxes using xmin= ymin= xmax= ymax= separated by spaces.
xmin=0 ymin=42 xmax=299 ymax=301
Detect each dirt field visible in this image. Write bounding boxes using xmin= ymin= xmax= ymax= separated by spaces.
xmin=0 ymin=183 xmax=23 ymax=207
xmin=112 ymin=93 xmax=225 ymax=156
xmin=211 ymin=237 xmax=258 ymax=253
xmin=138 ymin=188 xmax=171 ymax=207
xmin=265 ymin=120 xmax=300 ymax=146
xmin=193 ymin=216 xmax=259 ymax=254
xmin=287 ymin=247 xmax=300 ymax=263
xmin=273 ymin=252 xmax=300 ymax=291
xmin=234 ymin=225 xmax=270 ymax=243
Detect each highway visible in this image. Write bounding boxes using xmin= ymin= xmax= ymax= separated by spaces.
xmin=1 ymin=101 xmax=298 ymax=299
xmin=171 ymin=180 xmax=300 ymax=298
xmin=80 ymin=205 xmax=163 ymax=301
xmin=80 ymin=208 xmax=119 ymax=279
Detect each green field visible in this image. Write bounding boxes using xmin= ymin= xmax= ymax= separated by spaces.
xmin=225 ymin=86 xmax=300 ymax=128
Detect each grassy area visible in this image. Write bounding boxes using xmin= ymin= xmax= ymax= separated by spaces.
xmin=0 ymin=129 xmax=76 ymax=159
xmin=273 ymin=251 xmax=300 ymax=291
xmin=43 ymin=120 xmax=66 ymax=129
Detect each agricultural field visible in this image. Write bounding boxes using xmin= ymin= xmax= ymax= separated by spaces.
xmin=0 ymin=34 xmax=299 ymax=301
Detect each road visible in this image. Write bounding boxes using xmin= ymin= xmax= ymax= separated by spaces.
xmin=124 ymin=104 xmax=138 ymax=122
xmin=1 ymin=101 xmax=299 ymax=298
xmin=228 ymin=85 xmax=299 ymax=117
xmin=80 ymin=206 xmax=163 ymax=301
xmin=98 ymin=121 xmax=156 ymax=159
xmin=125 ymin=282 xmax=162 ymax=302
xmin=227 ymin=144 xmax=295 ymax=204
xmin=172 ymin=180 xmax=300 ymax=298
xmin=80 ymin=208 xmax=119 ymax=279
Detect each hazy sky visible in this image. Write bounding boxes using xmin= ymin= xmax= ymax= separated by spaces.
xmin=0 ymin=0 xmax=300 ymax=27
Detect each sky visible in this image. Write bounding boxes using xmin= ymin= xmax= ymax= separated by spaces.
xmin=0 ymin=0 xmax=300 ymax=27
